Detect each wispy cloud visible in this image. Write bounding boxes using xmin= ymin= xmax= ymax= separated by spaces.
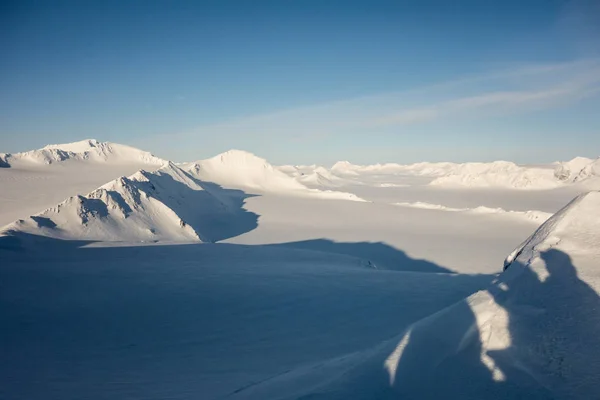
xmin=145 ymin=58 xmax=600 ymax=159
xmin=373 ymin=67 xmax=600 ymax=127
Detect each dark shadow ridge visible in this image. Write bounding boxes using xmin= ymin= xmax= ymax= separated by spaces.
xmin=270 ymin=239 xmax=452 ymax=273
xmin=0 ymin=234 xmax=454 ymax=277
xmin=488 ymin=249 xmax=600 ymax=399
xmin=0 ymin=155 xmax=10 ymax=168
xmin=30 ymin=216 xmax=57 ymax=229
xmin=389 ymin=247 xmax=599 ymax=400
xmin=0 ymin=233 xmax=452 ymax=274
xmin=138 ymin=169 xmax=260 ymax=243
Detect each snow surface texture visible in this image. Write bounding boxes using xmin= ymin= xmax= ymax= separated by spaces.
xmin=0 ymin=238 xmax=492 ymax=400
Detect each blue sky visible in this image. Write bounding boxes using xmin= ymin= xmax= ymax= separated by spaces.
xmin=1 ymin=0 xmax=599 ymax=164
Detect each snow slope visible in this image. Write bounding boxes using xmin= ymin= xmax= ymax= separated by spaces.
xmin=383 ymin=190 xmax=600 ymax=399
xmin=240 ymin=191 xmax=600 ymax=399
xmin=0 ymin=162 xmax=258 ymax=243
xmin=0 ymin=236 xmax=493 ymax=400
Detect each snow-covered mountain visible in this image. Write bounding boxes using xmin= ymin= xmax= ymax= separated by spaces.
xmin=325 ymin=158 xmax=600 ymax=190
xmin=329 ymin=160 xmax=458 ymax=177
xmin=429 ymin=161 xmax=561 ymax=189
xmin=0 ymin=150 xmax=366 ymax=242
xmin=0 ymin=162 xmax=258 ymax=242
xmin=0 ymin=140 xmax=170 ymax=227
xmin=185 ymin=150 xmax=364 ymax=200
xmin=0 ymin=139 xmax=167 ymax=167
xmin=186 ymin=149 xmax=308 ymax=192
xmin=554 ymin=156 xmax=600 ymax=184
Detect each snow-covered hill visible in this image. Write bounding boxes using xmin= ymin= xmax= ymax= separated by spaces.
xmin=187 ymin=150 xmax=308 ymax=192
xmin=0 ymin=139 xmax=166 ymax=167
xmin=186 ymin=150 xmax=364 ymax=200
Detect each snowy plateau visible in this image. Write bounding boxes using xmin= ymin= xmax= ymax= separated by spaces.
xmin=2 ymin=139 xmax=600 ymax=400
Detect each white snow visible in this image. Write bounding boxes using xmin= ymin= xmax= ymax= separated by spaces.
xmin=1 ymin=139 xmax=599 ymax=400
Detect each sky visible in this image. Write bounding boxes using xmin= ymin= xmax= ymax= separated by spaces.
xmin=1 ymin=0 xmax=599 ymax=165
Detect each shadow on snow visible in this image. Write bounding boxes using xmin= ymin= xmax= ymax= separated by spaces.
xmin=387 ymin=247 xmax=600 ymax=400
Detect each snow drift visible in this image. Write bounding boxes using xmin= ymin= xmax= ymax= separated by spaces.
xmin=394 ymin=201 xmax=552 ymax=223
xmin=0 ymin=139 xmax=167 ymax=167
